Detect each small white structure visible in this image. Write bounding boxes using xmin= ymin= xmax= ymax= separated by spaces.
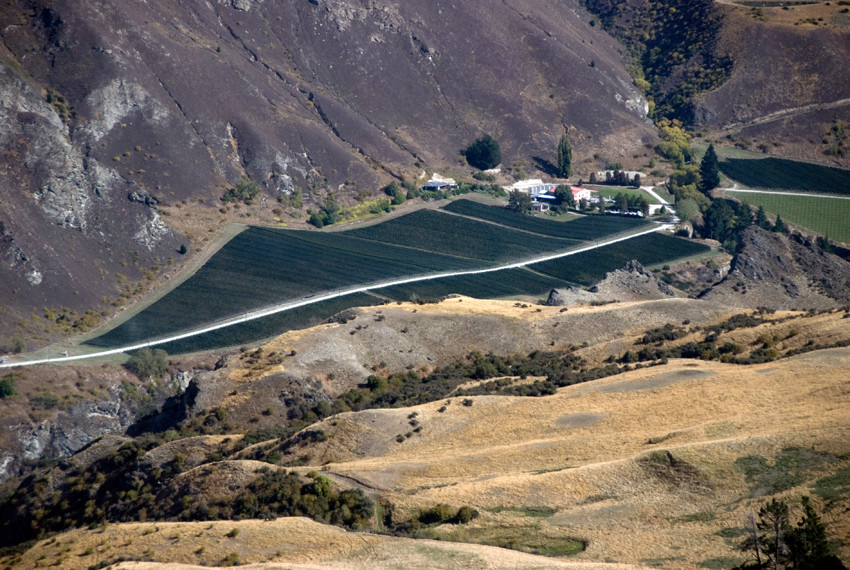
xmin=424 ymin=172 xmax=457 ymax=190
xmin=506 ymin=179 xmax=557 ymax=196
xmin=595 ymin=170 xmax=646 ymax=180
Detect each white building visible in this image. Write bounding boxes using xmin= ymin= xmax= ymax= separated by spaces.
xmin=506 ymin=179 xmax=557 ymax=196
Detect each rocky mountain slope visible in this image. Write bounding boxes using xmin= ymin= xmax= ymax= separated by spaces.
xmin=701 ymin=226 xmax=850 ymax=310
xmin=696 ymin=2 xmax=850 ymax=164
xmin=0 ymin=0 xmax=654 ymax=341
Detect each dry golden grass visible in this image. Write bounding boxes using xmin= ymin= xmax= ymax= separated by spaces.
xmin=12 ymin=517 xmax=648 ymax=570
xmin=234 ymin=297 xmax=736 ymax=392
xmin=298 ymin=345 xmax=850 ymax=568
xmin=13 ymin=304 xmax=850 ymax=570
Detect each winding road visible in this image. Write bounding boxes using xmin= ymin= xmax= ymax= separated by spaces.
xmin=0 ymin=222 xmax=674 ymax=370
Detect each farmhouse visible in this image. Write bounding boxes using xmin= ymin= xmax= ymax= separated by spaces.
xmin=571 ymin=186 xmax=596 ymax=202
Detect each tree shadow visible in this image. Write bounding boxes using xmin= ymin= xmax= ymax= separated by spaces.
xmin=532 ymin=156 xmax=558 ymax=177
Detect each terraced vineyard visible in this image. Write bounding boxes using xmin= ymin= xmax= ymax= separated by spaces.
xmin=151 ymin=294 xmax=382 ymax=354
xmin=530 ymin=233 xmax=711 ymax=286
xmin=441 ymin=199 xmax=649 ymax=239
xmin=85 ymin=209 xmax=706 ymax=354
xmin=375 ymin=268 xmax=569 ymax=302
xmin=719 ymin=157 xmax=850 ymax=194
xmin=87 ymin=227 xmax=483 ymax=348
xmin=346 ymin=209 xmax=577 ymax=261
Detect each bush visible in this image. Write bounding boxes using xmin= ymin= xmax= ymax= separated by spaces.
xmin=126 ymin=348 xmax=170 ymax=379
xmin=454 ymin=505 xmax=479 ymax=524
xmin=0 ymin=374 xmax=16 ymax=399
xmin=221 ymin=178 xmax=262 ymax=205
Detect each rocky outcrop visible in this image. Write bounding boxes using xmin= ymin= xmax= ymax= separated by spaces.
xmin=701 ymin=227 xmax=850 ymax=310
xmin=0 ymin=365 xmax=187 ymax=484
xmin=546 ymin=260 xmax=678 ymax=306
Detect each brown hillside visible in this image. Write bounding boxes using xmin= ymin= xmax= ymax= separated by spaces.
xmin=0 ymin=0 xmax=654 ymax=339
xmin=3 ymin=302 xmax=850 ymax=568
xmin=281 ymin=349 xmax=850 ymax=568
xmin=696 ymin=2 xmax=850 ymax=165
xmin=9 ymin=518 xmax=648 ymax=569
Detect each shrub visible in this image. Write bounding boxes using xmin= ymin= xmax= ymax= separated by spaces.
xmin=0 ymin=374 xmax=16 ymax=399
xmin=454 ymin=505 xmax=479 ymax=524
xmin=126 ymin=348 xmax=170 ymax=379
xmin=221 ymin=178 xmax=262 ymax=205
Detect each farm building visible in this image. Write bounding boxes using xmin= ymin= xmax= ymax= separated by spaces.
xmin=571 ymin=186 xmax=596 ymax=202
xmin=423 ymin=173 xmax=457 ymax=191
xmin=506 ymin=179 xmax=557 ymax=196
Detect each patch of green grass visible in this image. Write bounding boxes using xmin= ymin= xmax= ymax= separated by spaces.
xmin=812 ymin=465 xmax=850 ymax=505
xmin=679 ymin=511 xmax=716 ymax=523
xmin=699 ymin=556 xmax=745 ymax=569
xmin=581 ymin=494 xmax=616 ymax=504
xmin=421 ymin=525 xmax=584 ymax=558
xmin=641 ymin=556 xmax=687 ymax=567
xmin=716 ymin=527 xmax=747 ymax=540
xmin=589 ymin=186 xmax=660 ymax=204
xmin=485 ymin=506 xmax=556 ymax=518
xmin=727 ymin=191 xmax=850 ymax=244
xmin=735 ymin=446 xmax=837 ymax=497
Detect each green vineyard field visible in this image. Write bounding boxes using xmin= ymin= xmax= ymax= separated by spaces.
xmin=719 ymin=158 xmax=850 ymax=195
xmin=530 ymin=233 xmax=711 ymax=286
xmin=441 ymin=199 xmax=649 ymax=239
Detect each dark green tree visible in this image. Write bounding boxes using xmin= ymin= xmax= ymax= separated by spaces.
xmin=737 ymin=497 xmax=847 ymax=570
xmin=755 ymin=205 xmax=770 ymax=229
xmin=465 ymin=134 xmax=501 ymax=170
xmin=221 ymin=178 xmax=262 ymax=205
xmin=699 ymin=144 xmax=720 ymax=194
xmin=554 ymin=185 xmax=575 ymax=210
xmin=786 ymin=496 xmax=833 ymax=570
xmin=507 ymin=190 xmax=532 ymax=214
xmin=615 ymin=193 xmax=628 ymax=213
xmin=773 ymin=214 xmax=787 ymax=234
xmin=178 ymin=244 xmax=188 ymax=255
xmin=556 ymin=132 xmax=572 ymax=178
xmin=703 ymin=199 xmax=735 ymax=243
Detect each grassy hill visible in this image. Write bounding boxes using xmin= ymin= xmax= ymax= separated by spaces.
xmin=3 ymin=300 xmax=849 ymax=569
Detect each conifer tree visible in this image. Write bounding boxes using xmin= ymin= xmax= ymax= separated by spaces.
xmin=699 ymin=143 xmax=720 ymax=194
xmin=556 ymin=132 xmax=572 ymax=178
